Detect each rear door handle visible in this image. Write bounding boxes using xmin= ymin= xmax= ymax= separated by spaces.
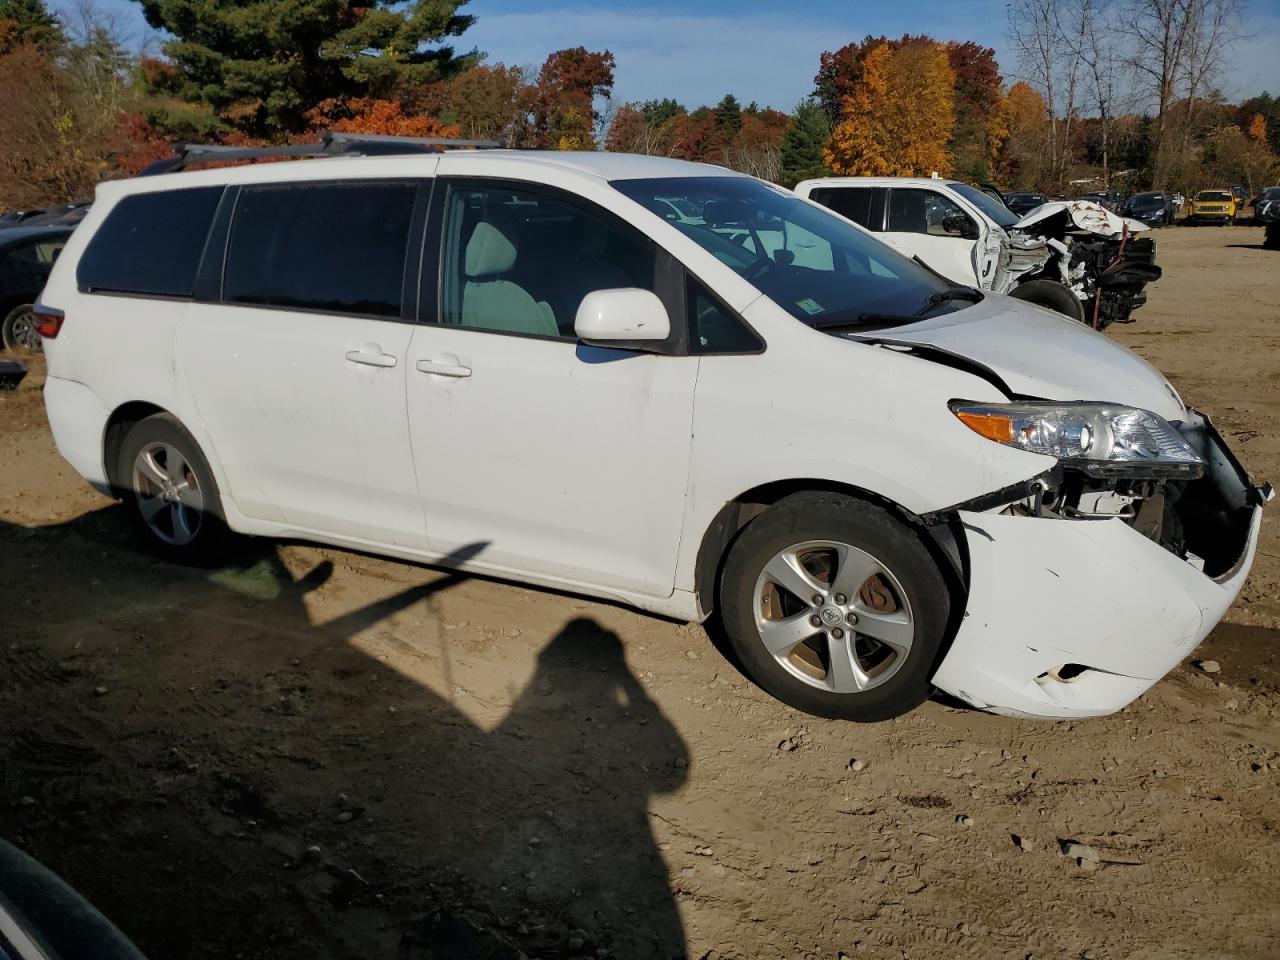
xmin=416 ymin=358 xmax=472 ymax=378
xmin=345 ymin=347 xmax=397 ymax=368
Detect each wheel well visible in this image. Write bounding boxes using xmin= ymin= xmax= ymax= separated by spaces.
xmin=103 ymin=402 xmax=168 ymax=494
xmin=693 ymin=479 xmax=966 ymax=619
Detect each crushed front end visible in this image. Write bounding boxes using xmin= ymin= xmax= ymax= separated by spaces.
xmin=930 ymin=410 xmax=1268 ymax=719
xmin=1012 ymin=201 xmax=1162 ymax=329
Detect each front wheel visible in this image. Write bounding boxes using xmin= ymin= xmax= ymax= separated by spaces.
xmin=718 ymin=493 xmax=952 ymax=721
xmin=1 ymin=304 xmax=41 ymax=354
xmin=117 ymin=413 xmax=232 ymax=563
xmin=1009 ymin=278 xmax=1086 ymax=323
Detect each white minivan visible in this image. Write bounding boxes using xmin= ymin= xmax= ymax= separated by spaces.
xmin=36 ymin=145 xmax=1268 ymax=721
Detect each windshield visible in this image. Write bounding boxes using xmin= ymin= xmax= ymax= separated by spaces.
xmin=612 ymin=176 xmax=967 ymax=329
xmin=1129 ymin=193 xmax=1165 ymax=209
xmin=948 ymin=182 xmax=1020 ymax=228
xmin=1197 ymin=191 xmax=1232 ymax=202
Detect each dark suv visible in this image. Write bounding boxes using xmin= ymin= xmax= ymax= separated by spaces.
xmin=1122 ymin=192 xmax=1174 ymax=226
xmin=1256 ymin=186 xmax=1280 ymax=249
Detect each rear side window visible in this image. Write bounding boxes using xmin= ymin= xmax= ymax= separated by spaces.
xmin=223 ymin=181 xmax=417 ymax=318
xmin=809 ymin=187 xmax=875 ymax=230
xmin=77 ymin=187 xmax=223 ymax=297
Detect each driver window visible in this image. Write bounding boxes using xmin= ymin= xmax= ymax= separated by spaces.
xmin=887 ymin=189 xmax=974 ymax=239
xmin=440 ymin=183 xmax=656 ymax=340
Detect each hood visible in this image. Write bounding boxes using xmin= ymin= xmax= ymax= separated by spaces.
xmin=859 ymin=294 xmax=1185 ymax=420
xmin=1014 ymin=200 xmax=1149 ymax=238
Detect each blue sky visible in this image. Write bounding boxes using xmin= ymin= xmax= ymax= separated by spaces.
xmin=93 ymin=0 xmax=1280 ymax=111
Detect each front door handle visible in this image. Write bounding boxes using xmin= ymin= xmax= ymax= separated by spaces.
xmin=416 ymin=358 xmax=472 ymax=378
xmin=345 ymin=347 xmax=398 ymax=368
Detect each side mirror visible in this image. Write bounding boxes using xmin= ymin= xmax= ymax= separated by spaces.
xmin=575 ymin=288 xmax=671 ymax=346
xmin=942 ymin=214 xmax=978 ymax=240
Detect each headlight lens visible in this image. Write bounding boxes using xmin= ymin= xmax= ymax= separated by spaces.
xmin=951 ymin=401 xmax=1205 ymax=478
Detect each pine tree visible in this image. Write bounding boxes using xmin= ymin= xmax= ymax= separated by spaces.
xmin=0 ymin=0 xmax=63 ymax=52
xmin=779 ymin=99 xmax=830 ymax=186
xmin=715 ymin=94 xmax=742 ymax=134
xmin=135 ymin=0 xmax=478 ymax=139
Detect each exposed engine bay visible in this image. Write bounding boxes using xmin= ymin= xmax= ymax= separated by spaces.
xmin=999 ymin=411 xmax=1265 ymax=581
xmin=1007 ymin=201 xmax=1162 ymax=330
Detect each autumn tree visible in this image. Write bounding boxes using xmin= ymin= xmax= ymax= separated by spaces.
xmin=779 ymin=99 xmax=830 ymax=186
xmin=533 ymin=46 xmax=615 ymax=149
xmin=824 ymin=40 xmax=955 ymax=177
xmin=135 ymin=0 xmax=478 ymax=139
xmin=438 ymin=63 xmax=533 ymax=145
xmin=721 ymin=108 xmax=790 ymax=180
xmin=947 ymin=41 xmax=1004 ymax=181
xmin=997 ymin=80 xmax=1052 ymax=188
xmin=307 ymin=97 xmax=458 ymax=138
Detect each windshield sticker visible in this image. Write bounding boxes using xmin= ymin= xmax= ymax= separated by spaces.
xmin=795 ymin=297 xmax=825 ymax=316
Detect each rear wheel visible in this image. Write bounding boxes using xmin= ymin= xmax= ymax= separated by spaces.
xmin=718 ymin=493 xmax=951 ymax=721
xmin=117 ymin=413 xmax=231 ymax=563
xmin=1009 ymin=278 xmax=1086 ymax=323
xmin=1 ymin=304 xmax=40 ymax=353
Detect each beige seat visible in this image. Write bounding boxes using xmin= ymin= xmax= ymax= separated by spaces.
xmin=461 ymin=221 xmax=558 ymax=336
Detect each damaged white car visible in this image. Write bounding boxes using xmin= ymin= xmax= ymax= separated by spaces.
xmin=40 ymin=149 xmax=1266 ymax=724
xmin=796 ymin=177 xmax=1161 ymax=329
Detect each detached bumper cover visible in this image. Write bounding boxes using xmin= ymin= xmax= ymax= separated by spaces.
xmin=932 ymin=420 xmax=1265 ymax=719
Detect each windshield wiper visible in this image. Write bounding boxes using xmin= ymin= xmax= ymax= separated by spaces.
xmin=915 ymin=286 xmax=983 ymax=316
xmin=813 ymin=313 xmax=923 ymax=331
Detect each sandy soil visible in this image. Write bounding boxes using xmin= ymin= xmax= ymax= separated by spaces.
xmin=1 ymin=223 xmax=1277 ymax=960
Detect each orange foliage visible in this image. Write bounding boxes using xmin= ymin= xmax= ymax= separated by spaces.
xmin=307 ymin=98 xmax=459 ymax=139
xmin=1246 ymin=112 xmax=1267 ymax=141
xmin=824 ymin=41 xmax=955 ymax=177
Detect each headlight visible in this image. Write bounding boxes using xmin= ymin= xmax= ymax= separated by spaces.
xmin=951 ymin=401 xmax=1205 ymax=478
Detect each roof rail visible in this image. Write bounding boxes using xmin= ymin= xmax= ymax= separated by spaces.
xmin=138 ymin=131 xmax=503 ymax=177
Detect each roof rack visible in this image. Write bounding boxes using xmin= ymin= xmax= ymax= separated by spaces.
xmin=139 ymin=131 xmax=503 ymax=176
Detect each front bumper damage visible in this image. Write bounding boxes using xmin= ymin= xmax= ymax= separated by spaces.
xmin=930 ymin=414 xmax=1268 ymax=719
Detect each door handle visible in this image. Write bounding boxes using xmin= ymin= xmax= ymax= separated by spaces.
xmin=416 ymin=358 xmax=472 ymax=378
xmin=345 ymin=348 xmax=397 ymax=368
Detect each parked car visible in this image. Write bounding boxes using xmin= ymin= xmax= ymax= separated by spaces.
xmin=0 ymin=208 xmax=47 ymax=228
xmin=1076 ymin=190 xmax=1120 ymax=210
xmin=19 ymin=201 xmax=91 ymax=228
xmin=1003 ymin=192 xmax=1047 ymax=216
xmin=36 ymin=148 xmax=1268 ymax=722
xmin=797 ymin=177 xmax=1160 ymax=328
xmin=1228 ymin=185 xmax=1247 ymax=213
xmin=1186 ymin=189 xmax=1238 ymax=225
xmin=0 ymin=225 xmax=73 ymax=352
xmin=1121 ymin=191 xmax=1175 ymax=226
xmin=0 ymin=837 xmax=147 ymax=959
xmin=1256 ymin=186 xmax=1280 ymax=249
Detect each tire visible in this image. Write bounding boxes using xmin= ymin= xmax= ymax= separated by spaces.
xmin=1265 ymin=224 xmax=1280 ymax=251
xmin=117 ymin=413 xmax=232 ymax=564
xmin=718 ymin=493 xmax=952 ymax=722
xmin=1009 ymin=278 xmax=1086 ymax=323
xmin=1 ymin=304 xmax=41 ymax=354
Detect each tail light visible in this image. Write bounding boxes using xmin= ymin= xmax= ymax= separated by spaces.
xmin=32 ymin=304 xmax=64 ymax=339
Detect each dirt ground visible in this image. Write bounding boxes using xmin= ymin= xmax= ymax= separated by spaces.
xmin=1 ymin=223 xmax=1278 ymax=960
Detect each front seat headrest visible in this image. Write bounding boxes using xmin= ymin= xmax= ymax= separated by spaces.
xmin=465 ymin=221 xmax=518 ymax=279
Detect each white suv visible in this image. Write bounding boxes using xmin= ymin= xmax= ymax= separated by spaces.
xmin=36 ymin=147 xmax=1267 ymax=721
xmin=795 ymin=177 xmax=1161 ymax=329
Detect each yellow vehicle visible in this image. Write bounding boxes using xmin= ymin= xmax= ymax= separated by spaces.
xmin=1186 ymin=188 xmax=1238 ymax=225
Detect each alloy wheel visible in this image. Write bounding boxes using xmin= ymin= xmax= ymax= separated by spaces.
xmin=131 ymin=442 xmax=204 ymax=546
xmin=752 ymin=540 xmax=915 ymax=694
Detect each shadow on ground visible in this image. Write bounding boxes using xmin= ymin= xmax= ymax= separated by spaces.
xmin=0 ymin=507 xmax=690 ymax=959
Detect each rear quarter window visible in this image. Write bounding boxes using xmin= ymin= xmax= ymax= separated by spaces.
xmin=77 ymin=187 xmax=224 ymax=297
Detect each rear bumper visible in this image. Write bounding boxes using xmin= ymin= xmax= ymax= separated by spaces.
xmin=43 ymin=374 xmax=111 ymax=491
xmin=931 ymin=420 xmax=1265 ymax=719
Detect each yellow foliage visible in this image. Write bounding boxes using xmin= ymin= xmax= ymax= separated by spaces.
xmin=823 ymin=41 xmax=955 ymax=177
xmin=1246 ymin=113 xmax=1267 ymax=141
